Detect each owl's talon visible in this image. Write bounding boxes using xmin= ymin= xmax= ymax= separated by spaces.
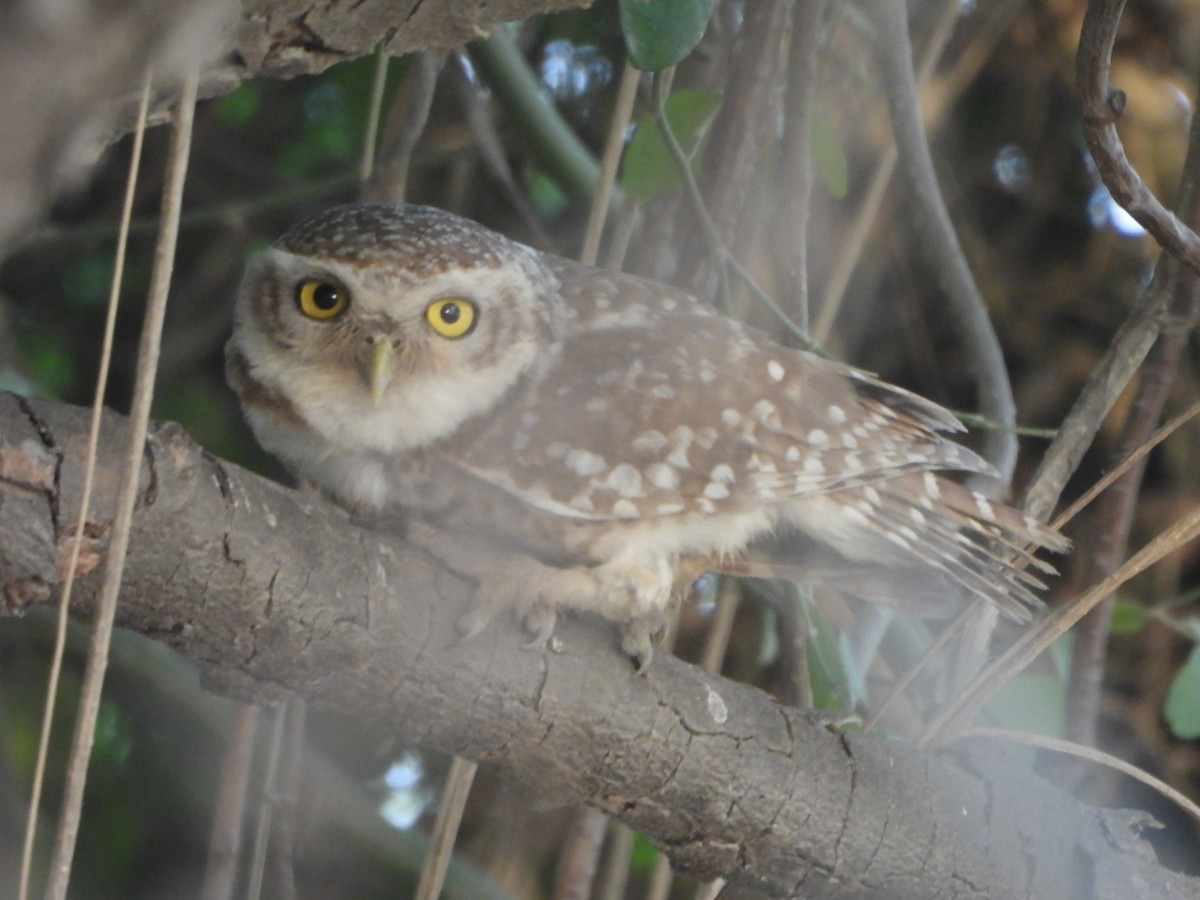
xmin=521 ymin=606 xmax=558 ymax=650
xmin=455 ymin=607 xmax=492 ymax=644
xmin=620 ymin=621 xmax=658 ymax=674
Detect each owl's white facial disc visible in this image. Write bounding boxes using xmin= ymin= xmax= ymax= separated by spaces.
xmin=227 ymin=204 xmax=561 ymax=458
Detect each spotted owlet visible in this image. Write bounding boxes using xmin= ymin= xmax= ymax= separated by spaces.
xmin=226 ymin=203 xmax=1067 ymax=667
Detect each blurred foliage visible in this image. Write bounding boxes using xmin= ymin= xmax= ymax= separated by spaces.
xmin=3 ymin=0 xmax=1200 ymax=896
xmin=622 ymin=88 xmax=722 ymax=201
xmin=619 ymin=0 xmax=717 ymax=71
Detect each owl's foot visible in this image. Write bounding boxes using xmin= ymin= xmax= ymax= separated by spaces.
xmin=619 ymin=611 xmax=670 ymax=674
xmin=521 ymin=605 xmax=560 ymax=650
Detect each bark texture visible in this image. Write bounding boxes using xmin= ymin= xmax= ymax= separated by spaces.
xmin=0 ymin=0 xmax=590 ymax=249
xmin=0 ymin=393 xmax=1194 ymax=899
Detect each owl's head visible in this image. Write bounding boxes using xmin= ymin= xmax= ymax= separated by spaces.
xmin=228 ymin=204 xmax=562 ymax=456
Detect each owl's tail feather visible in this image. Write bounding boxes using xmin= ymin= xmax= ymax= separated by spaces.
xmin=726 ymin=474 xmax=1069 ymax=623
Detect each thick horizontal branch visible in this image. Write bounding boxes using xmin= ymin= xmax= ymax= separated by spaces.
xmin=0 ymin=0 xmax=591 ymax=249
xmin=0 ymin=393 xmax=1193 ymax=899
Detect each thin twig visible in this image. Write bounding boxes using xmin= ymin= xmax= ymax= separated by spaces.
xmin=18 ymin=70 xmax=152 ymax=900
xmin=921 ymin=502 xmax=1200 ymax=748
xmin=961 ymin=727 xmax=1200 ymax=824
xmin=359 ymin=44 xmax=390 ymax=184
xmin=246 ymin=705 xmax=288 ymax=900
xmin=199 ymin=704 xmax=261 ymax=900
xmin=777 ymin=0 xmax=828 ymax=333
xmin=1077 ymin=0 xmax=1200 ymax=277
xmin=363 ymin=50 xmax=444 ymax=204
xmin=814 ymin=0 xmax=969 ymax=343
xmin=43 ymin=69 xmax=197 ymax=900
xmin=1050 ymin=400 xmax=1200 ymax=532
xmin=1021 ymin=280 xmax=1165 ymax=522
xmin=1062 ymin=40 xmax=1200 ymax=748
xmin=467 ymin=28 xmax=619 ymax=209
xmin=552 ymin=807 xmax=609 ymax=900
xmin=651 ymin=72 xmax=814 ymax=347
xmin=414 ymin=755 xmax=479 ymax=900
xmin=17 ymin=68 xmax=152 ymax=900
xmin=866 ymin=0 xmax=1017 ymax=482
xmin=597 ymin=824 xmax=634 ymax=900
xmin=581 ymin=59 xmax=640 ymax=267
xmin=270 ymin=700 xmax=307 ymax=900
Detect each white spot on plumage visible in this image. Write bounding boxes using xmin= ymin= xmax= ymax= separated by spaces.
xmin=924 ymin=472 xmax=942 ymax=499
xmin=569 ymin=492 xmax=595 ymax=512
xmin=667 ymin=426 xmax=694 ymax=469
xmin=545 ymin=442 xmax=569 ymax=460
xmin=651 ymin=383 xmax=675 ymax=400
xmin=803 ymin=456 xmax=824 ymax=475
xmin=605 ymin=463 xmax=644 ymax=497
xmin=842 ymin=433 xmax=859 ymax=449
xmin=656 ymin=502 xmax=686 ymax=515
xmin=586 ymin=397 xmax=609 ymax=413
xmin=752 ymin=399 xmax=782 ymax=429
xmin=704 ymin=482 xmax=731 ymax=500
xmin=721 ymin=408 xmax=740 ymax=427
xmin=748 ymin=453 xmax=777 ymax=474
xmin=975 ymin=494 xmax=995 ymax=520
xmin=767 ymin=359 xmax=785 ymax=381
xmin=646 ymin=463 xmax=680 ymax=490
xmin=566 ymin=448 xmax=607 ymax=477
xmin=633 ymin=430 xmax=668 ymax=454
xmin=696 ymin=427 xmax=719 ymax=449
xmin=808 ymin=429 xmax=830 ymax=447
xmin=843 ymin=454 xmax=864 ymax=474
xmin=612 ymin=498 xmax=639 ymax=517
xmin=785 ymin=445 xmax=801 ymax=462
xmin=710 ymin=464 xmax=735 ymax=483
xmin=828 ymin=405 xmax=847 ymax=424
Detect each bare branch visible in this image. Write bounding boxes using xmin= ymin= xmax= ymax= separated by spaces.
xmin=1077 ymin=0 xmax=1200 ymax=277
xmin=865 ymin=0 xmax=1018 ymax=484
xmin=0 ymin=393 xmax=1194 ymax=899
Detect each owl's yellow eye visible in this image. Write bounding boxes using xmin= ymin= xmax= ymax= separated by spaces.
xmin=296 ymin=279 xmax=349 ymax=320
xmin=425 ymin=298 xmax=477 ymax=338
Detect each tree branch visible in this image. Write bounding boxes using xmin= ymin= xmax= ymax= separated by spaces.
xmin=1077 ymin=0 xmax=1200 ymax=278
xmin=0 ymin=393 xmax=1194 ymax=898
xmin=0 ymin=0 xmax=591 ymax=250
xmin=865 ymin=0 xmax=1017 ymax=484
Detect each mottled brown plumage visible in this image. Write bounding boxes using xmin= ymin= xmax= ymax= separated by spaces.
xmin=226 ymin=203 xmax=1068 ymax=666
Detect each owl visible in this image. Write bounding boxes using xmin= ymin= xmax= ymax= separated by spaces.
xmin=226 ymin=203 xmax=1068 ymax=668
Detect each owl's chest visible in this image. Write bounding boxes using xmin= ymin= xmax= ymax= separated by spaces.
xmin=381 ymin=450 xmax=615 ymax=565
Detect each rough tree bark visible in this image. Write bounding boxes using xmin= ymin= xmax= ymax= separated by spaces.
xmin=0 ymin=0 xmax=590 ymax=249
xmin=1 ymin=394 xmax=1194 ymax=899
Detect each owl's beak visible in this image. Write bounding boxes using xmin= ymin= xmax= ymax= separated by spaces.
xmin=366 ymin=339 xmax=397 ymax=407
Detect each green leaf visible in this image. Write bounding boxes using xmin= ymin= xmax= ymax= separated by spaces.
xmin=619 ymin=0 xmax=716 ymax=71
xmin=526 ymin=169 xmax=569 ymax=217
xmin=987 ymin=674 xmax=1066 ymax=738
xmin=1109 ymin=599 xmax=1149 ymax=635
xmin=216 ymin=84 xmax=261 ymax=127
xmin=811 ymin=114 xmax=849 ymax=199
xmin=797 ymin=593 xmax=857 ymax=711
xmin=1165 ymin=643 xmax=1200 ymax=739
xmin=622 ymin=88 xmax=722 ymax=202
